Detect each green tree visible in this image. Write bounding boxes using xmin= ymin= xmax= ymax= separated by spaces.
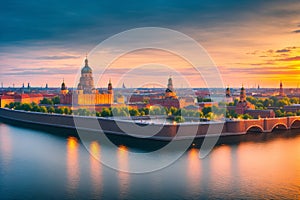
xmin=205 ymin=112 xmax=216 ymax=120
xmin=55 ymin=108 xmax=64 ymax=114
xmin=47 ymin=106 xmax=55 ymax=113
xmin=255 ymin=102 xmax=264 ymax=110
xmin=212 ymin=106 xmax=225 ymax=116
xmin=263 ymin=98 xmax=274 ymax=107
xmin=290 ymin=97 xmax=299 ymax=104
xmin=52 ymin=96 xmax=60 ymax=104
xmin=241 ymin=113 xmax=253 ymax=119
xmin=275 ymin=109 xmax=284 ymax=117
xmin=40 ymin=106 xmax=47 ymax=113
xmin=32 ymin=105 xmax=41 ymax=112
xmin=96 ymin=112 xmax=101 ymax=117
xmin=202 ymin=107 xmax=212 ymax=116
xmin=111 ymin=107 xmax=121 ymax=116
xmin=270 ymin=96 xmax=279 ymax=106
xmin=174 ymin=116 xmax=185 ymax=123
xmin=129 ymin=108 xmax=140 ymax=116
xmin=286 ymin=112 xmax=296 ymax=116
xmin=150 ymin=106 xmax=165 ymax=115
xmin=101 ymin=108 xmax=112 ymax=117
xmin=226 ymin=109 xmax=238 ymax=118
xmin=40 ymin=98 xmax=53 ymax=105
xmin=21 ymin=103 xmax=33 ymax=111
xmin=246 ymin=96 xmax=258 ymax=105
xmin=277 ymin=98 xmax=290 ymax=108
xmin=63 ymin=107 xmax=72 ymax=115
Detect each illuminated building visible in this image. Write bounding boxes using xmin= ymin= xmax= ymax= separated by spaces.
xmin=59 ymin=56 xmax=113 ymax=106
xmin=0 ymin=93 xmax=44 ymax=108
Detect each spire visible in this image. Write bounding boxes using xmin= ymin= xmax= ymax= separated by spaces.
xmin=240 ymin=84 xmax=246 ymax=102
xmin=168 ymin=76 xmax=174 ymax=91
xmin=61 ymin=78 xmax=66 ymax=90
xmin=85 ymin=54 xmax=88 ymax=66
xmin=279 ymin=80 xmax=284 ymax=96
xmin=226 ymin=85 xmax=231 ymax=97
xmin=108 ymin=78 xmax=113 ymax=93
xmin=241 ymin=83 xmax=245 ymax=90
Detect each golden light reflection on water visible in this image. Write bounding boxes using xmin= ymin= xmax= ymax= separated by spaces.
xmin=117 ymin=145 xmax=130 ymax=199
xmin=89 ymin=141 xmax=102 ymax=198
xmin=210 ymin=145 xmax=233 ymax=192
xmin=187 ymin=148 xmax=202 ymax=194
xmin=236 ymin=137 xmax=300 ymax=199
xmin=0 ymin=125 xmax=12 ymax=171
xmin=66 ymin=137 xmax=80 ymax=195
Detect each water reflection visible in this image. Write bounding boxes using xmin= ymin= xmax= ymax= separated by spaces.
xmin=89 ymin=141 xmax=102 ymax=198
xmin=66 ymin=137 xmax=80 ymax=196
xmin=1 ymin=122 xmax=300 ymax=199
xmin=210 ymin=145 xmax=232 ymax=193
xmin=117 ymin=145 xmax=130 ymax=199
xmin=236 ymin=137 xmax=300 ymax=199
xmin=186 ymin=148 xmax=202 ymax=195
xmin=0 ymin=124 xmax=12 ymax=172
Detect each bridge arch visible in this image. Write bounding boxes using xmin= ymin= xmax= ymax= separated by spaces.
xmin=270 ymin=123 xmax=288 ymax=131
xmin=290 ymin=119 xmax=300 ymax=129
xmin=246 ymin=125 xmax=264 ymax=133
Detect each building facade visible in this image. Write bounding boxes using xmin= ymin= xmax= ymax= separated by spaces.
xmin=0 ymin=93 xmax=44 ymax=108
xmin=59 ymin=56 xmax=113 ymax=106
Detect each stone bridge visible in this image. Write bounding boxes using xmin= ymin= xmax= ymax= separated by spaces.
xmin=226 ymin=116 xmax=300 ymax=133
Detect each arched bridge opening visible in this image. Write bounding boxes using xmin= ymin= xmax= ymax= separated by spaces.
xmin=271 ymin=123 xmax=288 ymax=132
xmin=291 ymin=120 xmax=300 ymax=129
xmin=246 ymin=125 xmax=264 ymax=133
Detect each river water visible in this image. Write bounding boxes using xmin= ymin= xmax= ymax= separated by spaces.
xmin=0 ymin=121 xmax=299 ymax=199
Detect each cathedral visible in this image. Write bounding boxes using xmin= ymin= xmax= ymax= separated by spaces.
xmin=59 ymin=56 xmax=113 ymax=106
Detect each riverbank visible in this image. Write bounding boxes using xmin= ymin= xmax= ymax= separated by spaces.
xmin=0 ymin=108 xmax=300 ymax=142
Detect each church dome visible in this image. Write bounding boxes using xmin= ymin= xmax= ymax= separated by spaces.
xmin=81 ymin=65 xmax=92 ymax=73
xmin=81 ymin=57 xmax=92 ymax=73
xmin=61 ymin=82 xmax=66 ymax=90
xmin=61 ymin=80 xmax=66 ymax=90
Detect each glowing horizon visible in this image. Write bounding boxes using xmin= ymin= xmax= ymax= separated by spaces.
xmin=0 ymin=1 xmax=300 ymax=88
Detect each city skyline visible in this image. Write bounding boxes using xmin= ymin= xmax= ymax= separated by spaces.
xmin=1 ymin=1 xmax=300 ymax=87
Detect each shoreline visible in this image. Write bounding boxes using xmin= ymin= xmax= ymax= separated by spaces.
xmin=0 ymin=108 xmax=300 ymax=142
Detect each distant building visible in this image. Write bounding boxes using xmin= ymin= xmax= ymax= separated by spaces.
xmin=279 ymin=81 xmax=286 ymax=97
xmin=235 ymin=85 xmax=255 ymax=114
xmin=226 ymin=85 xmax=275 ymax=118
xmin=165 ymin=76 xmax=177 ymax=99
xmin=245 ymin=109 xmax=275 ymax=118
xmin=59 ymin=56 xmax=113 ymax=106
xmin=0 ymin=93 xmax=44 ymax=108
xmin=284 ymin=104 xmax=300 ymax=113
xmin=149 ymin=77 xmax=180 ymax=108
xmin=225 ymin=86 xmax=233 ymax=103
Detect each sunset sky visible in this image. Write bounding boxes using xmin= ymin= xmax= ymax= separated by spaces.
xmin=1 ymin=1 xmax=300 ymax=88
